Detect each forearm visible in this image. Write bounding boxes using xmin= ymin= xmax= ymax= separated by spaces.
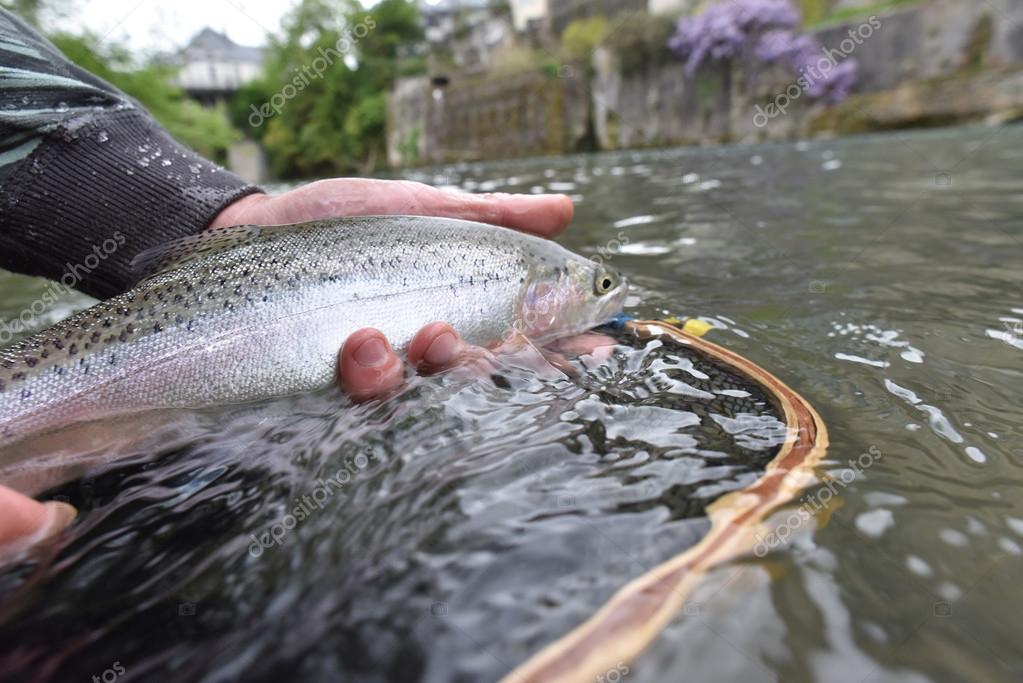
xmin=0 ymin=10 xmax=259 ymax=299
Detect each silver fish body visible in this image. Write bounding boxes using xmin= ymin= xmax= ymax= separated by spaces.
xmin=0 ymin=216 xmax=627 ymax=451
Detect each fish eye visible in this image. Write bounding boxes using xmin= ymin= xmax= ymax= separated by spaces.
xmin=594 ymin=270 xmax=618 ymax=296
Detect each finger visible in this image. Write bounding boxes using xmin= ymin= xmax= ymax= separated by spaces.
xmin=550 ymin=333 xmax=619 ymax=362
xmin=491 ymin=330 xmax=570 ymax=379
xmin=407 ymin=322 xmax=468 ymax=375
xmin=0 ymin=485 xmax=76 ymax=548
xmin=273 ymin=179 xmax=575 ymax=238
xmin=338 ymin=329 xmax=405 ymax=403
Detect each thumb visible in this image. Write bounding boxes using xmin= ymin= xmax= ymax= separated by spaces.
xmin=0 ymin=485 xmax=77 ymax=551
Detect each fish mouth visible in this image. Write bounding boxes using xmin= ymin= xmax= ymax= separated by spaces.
xmin=556 ymin=278 xmax=629 ymax=342
xmin=596 ymin=279 xmax=629 ymax=327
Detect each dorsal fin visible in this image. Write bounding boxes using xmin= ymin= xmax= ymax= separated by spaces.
xmin=130 ymin=224 xmax=268 ymax=280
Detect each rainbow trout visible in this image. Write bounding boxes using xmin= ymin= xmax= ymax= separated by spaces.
xmin=0 ymin=216 xmax=627 ymax=451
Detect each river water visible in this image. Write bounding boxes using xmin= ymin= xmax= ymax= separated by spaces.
xmin=1 ymin=125 xmax=1022 ymax=682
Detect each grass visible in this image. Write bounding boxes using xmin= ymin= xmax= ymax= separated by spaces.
xmin=808 ymin=0 xmax=926 ymax=29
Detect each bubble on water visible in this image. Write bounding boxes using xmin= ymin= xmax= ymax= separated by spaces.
xmin=864 ymin=492 xmax=908 ymax=506
xmin=999 ymin=537 xmax=1022 ymax=555
xmin=835 ymin=353 xmax=889 ymax=368
xmin=750 ymin=155 xmax=764 ymax=166
xmin=96 ymin=131 xmax=109 ymax=143
xmin=614 ymin=215 xmax=658 ymax=229
xmin=547 ymin=182 xmax=576 ymax=192
xmin=885 ymin=379 xmax=964 ymax=444
xmin=939 ymin=528 xmax=968 ymax=547
xmin=937 ymin=582 xmax=962 ymax=602
xmin=681 ymin=173 xmax=700 ymax=184
xmin=55 ymin=101 xmax=69 ymax=112
xmin=161 ymin=159 xmax=172 ymax=166
xmin=619 ymin=242 xmax=671 ymax=256
xmin=965 ymin=447 xmax=987 ymax=464
xmin=189 ymin=163 xmax=202 ymax=175
xmin=822 ymin=160 xmax=843 ymax=171
xmin=855 ymin=509 xmax=894 ymax=538
xmin=906 ymin=555 xmax=932 ymax=577
xmin=138 ymin=158 xmax=150 ymax=167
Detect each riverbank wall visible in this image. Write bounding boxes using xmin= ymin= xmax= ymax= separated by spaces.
xmin=387 ymin=0 xmax=1023 ymax=166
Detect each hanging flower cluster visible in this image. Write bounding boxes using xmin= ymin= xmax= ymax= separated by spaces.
xmin=669 ymin=0 xmax=858 ymax=104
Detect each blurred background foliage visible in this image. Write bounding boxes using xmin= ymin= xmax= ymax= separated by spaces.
xmin=1 ymin=0 xmax=424 ymax=177
xmin=228 ymin=0 xmax=424 ymax=178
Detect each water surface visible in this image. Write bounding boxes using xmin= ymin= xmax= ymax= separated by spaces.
xmin=2 ymin=124 xmax=1022 ymax=682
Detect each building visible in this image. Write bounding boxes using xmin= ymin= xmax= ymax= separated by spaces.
xmin=175 ymin=28 xmax=263 ymax=107
xmin=421 ymin=1 xmax=515 ymax=75
xmin=509 ymin=0 xmax=547 ymax=31
xmin=648 ymin=0 xmax=699 ymax=14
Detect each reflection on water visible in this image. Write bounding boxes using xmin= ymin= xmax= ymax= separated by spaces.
xmin=2 ymin=124 xmax=1023 ymax=682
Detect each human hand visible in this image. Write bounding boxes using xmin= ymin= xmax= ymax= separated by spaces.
xmin=209 ymin=178 xmax=574 ymax=237
xmin=338 ymin=324 xmax=620 ymax=402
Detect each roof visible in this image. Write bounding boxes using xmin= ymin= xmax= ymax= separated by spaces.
xmin=180 ymin=28 xmax=262 ymax=64
xmin=419 ymin=0 xmax=495 ymax=17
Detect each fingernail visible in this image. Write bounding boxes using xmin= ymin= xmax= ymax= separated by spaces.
xmin=39 ymin=501 xmax=77 ymax=540
xmin=354 ymin=337 xmax=389 ymax=367
xmin=424 ymin=332 xmax=459 ymax=366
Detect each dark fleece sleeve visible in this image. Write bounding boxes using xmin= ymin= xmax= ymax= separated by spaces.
xmin=0 ymin=10 xmax=261 ymax=299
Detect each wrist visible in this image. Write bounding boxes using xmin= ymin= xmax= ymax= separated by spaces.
xmin=209 ymin=192 xmax=270 ymax=230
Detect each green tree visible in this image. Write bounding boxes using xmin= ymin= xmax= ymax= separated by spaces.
xmin=235 ymin=0 xmax=424 ymax=178
xmin=561 ymin=16 xmax=609 ymax=62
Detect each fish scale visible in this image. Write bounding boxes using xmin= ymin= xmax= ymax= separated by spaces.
xmin=0 ymin=215 xmax=628 ymax=450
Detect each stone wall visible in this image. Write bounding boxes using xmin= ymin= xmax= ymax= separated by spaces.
xmin=388 ymin=0 xmax=1023 ymax=166
xmin=388 ymin=67 xmax=590 ymax=167
xmin=595 ymin=0 xmax=1023 ymax=148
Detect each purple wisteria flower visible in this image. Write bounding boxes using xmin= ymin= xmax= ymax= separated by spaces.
xmin=669 ymin=0 xmax=799 ymax=74
xmin=670 ymin=0 xmax=858 ymax=103
xmin=755 ymin=28 xmax=859 ymax=102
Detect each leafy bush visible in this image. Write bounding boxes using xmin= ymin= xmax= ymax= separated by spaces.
xmin=561 ymin=16 xmax=609 ymax=62
xmin=603 ymin=12 xmax=676 ymax=74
